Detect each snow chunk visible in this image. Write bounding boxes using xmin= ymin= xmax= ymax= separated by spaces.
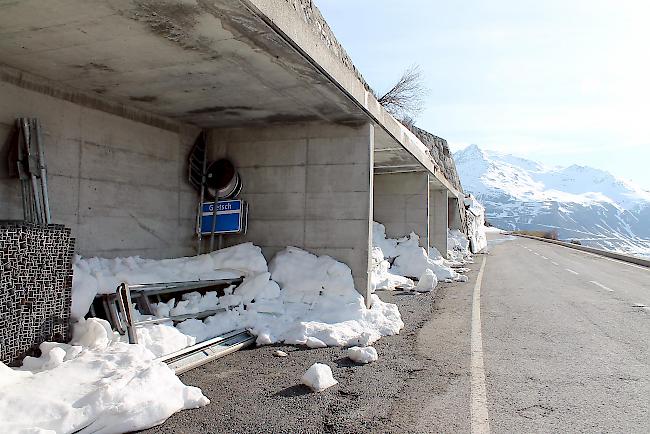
xmin=301 ymin=363 xmax=338 ymax=392
xmin=415 ymin=269 xmax=438 ymax=292
xmin=347 ymin=346 xmax=378 ymax=364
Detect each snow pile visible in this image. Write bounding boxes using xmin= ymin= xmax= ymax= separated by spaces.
xmin=464 ymin=195 xmax=488 ymax=253
xmin=72 ymin=243 xmax=405 ymax=352
xmin=371 ymin=222 xmax=468 ymax=290
xmin=370 ymin=223 xmax=413 ymax=291
xmin=347 ymin=346 xmax=378 ymax=364
xmin=0 ymin=318 xmax=208 ymax=434
xmin=448 ymin=229 xmax=474 ymax=263
xmin=247 ymin=247 xmax=404 ymax=347
xmin=301 ymin=363 xmax=338 ymax=392
xmin=71 ymin=242 xmax=266 ymax=320
xmin=127 ymin=322 xmax=197 ymax=357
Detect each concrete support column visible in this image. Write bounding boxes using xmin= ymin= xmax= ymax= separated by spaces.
xmin=448 ymin=196 xmax=462 ymax=230
xmin=373 ymin=172 xmax=430 ymax=248
xmin=430 ymin=188 xmax=449 ymax=258
xmin=210 ymin=122 xmax=374 ymax=303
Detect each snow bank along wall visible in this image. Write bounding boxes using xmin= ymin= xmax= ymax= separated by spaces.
xmin=0 ymin=0 xmax=468 ymax=304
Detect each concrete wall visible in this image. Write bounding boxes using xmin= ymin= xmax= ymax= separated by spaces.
xmin=209 ymin=122 xmax=374 ymax=299
xmin=373 ymin=172 xmax=429 ymax=248
xmin=430 ymin=188 xmax=449 ymax=257
xmin=0 ymin=79 xmax=199 ymax=258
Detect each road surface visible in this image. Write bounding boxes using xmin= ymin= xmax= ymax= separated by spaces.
xmin=418 ymin=233 xmax=649 ymax=433
xmin=144 ymin=234 xmax=649 ymax=433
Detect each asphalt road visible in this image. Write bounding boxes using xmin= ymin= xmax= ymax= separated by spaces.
xmin=478 ymin=235 xmax=649 ymax=433
xmin=143 ymin=234 xmax=649 ymax=433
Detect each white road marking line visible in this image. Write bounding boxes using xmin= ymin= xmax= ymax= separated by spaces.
xmin=565 ymin=268 xmax=579 ymax=275
xmin=533 ymin=252 xmax=540 ymax=256
xmin=589 ymin=280 xmax=614 ymax=292
xmin=551 ymin=261 xmax=559 ymax=266
xmin=541 ymin=256 xmax=549 ymax=260
xmin=471 ymin=256 xmax=490 ymax=434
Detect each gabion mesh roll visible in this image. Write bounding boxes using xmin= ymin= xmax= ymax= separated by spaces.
xmin=0 ymin=222 xmax=75 ymax=366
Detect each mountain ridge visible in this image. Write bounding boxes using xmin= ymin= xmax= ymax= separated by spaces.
xmin=454 ymin=145 xmax=650 ymax=258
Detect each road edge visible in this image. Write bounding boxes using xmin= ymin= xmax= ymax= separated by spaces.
xmin=511 ymin=234 xmax=650 ymax=268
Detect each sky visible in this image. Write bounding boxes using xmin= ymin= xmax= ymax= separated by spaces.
xmin=316 ymin=0 xmax=650 ymax=189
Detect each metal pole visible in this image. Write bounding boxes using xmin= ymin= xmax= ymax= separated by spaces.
xmin=117 ymin=283 xmax=138 ymax=344
xmin=197 ymin=131 xmax=208 ymax=255
xmin=209 ymin=193 xmax=218 ymax=251
xmin=22 ymin=118 xmax=43 ymax=224
xmin=34 ymin=119 xmax=51 ymax=224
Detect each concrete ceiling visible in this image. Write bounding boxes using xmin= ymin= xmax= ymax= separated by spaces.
xmin=0 ymin=0 xmax=450 ymax=188
xmin=0 ymin=0 xmax=368 ymax=128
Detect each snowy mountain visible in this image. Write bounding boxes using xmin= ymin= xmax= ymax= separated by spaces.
xmin=454 ymin=145 xmax=650 ymax=258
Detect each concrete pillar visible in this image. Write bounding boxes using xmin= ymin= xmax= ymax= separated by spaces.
xmin=430 ymin=188 xmax=449 ymax=258
xmin=373 ymin=172 xmax=429 ymax=248
xmin=210 ymin=122 xmax=374 ymax=303
xmin=448 ymin=196 xmax=462 ymax=230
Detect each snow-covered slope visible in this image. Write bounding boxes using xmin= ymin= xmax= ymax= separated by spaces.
xmin=454 ymin=145 xmax=650 ymax=258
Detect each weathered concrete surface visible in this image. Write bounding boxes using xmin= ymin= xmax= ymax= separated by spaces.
xmin=374 ymin=172 xmax=429 ymax=248
xmin=430 ymin=188 xmax=448 ymax=257
xmin=0 ymin=0 xmax=457 ymax=195
xmin=0 ymin=0 xmax=365 ymax=128
xmin=0 ymin=80 xmax=199 ymax=259
xmin=209 ymin=122 xmax=374 ymax=298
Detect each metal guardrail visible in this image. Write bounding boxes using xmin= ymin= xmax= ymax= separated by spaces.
xmin=511 ymin=234 xmax=650 ymax=268
xmin=97 ymin=278 xmax=255 ymax=374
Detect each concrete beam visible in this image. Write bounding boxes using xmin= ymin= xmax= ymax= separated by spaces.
xmin=0 ymin=0 xmax=460 ymax=199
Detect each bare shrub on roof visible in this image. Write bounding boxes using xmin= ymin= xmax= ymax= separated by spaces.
xmin=378 ymin=65 xmax=428 ymax=121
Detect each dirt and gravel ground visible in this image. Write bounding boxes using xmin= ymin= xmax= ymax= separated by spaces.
xmin=142 ymin=265 xmax=479 ymax=434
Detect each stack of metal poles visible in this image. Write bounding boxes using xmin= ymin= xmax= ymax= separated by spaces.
xmin=15 ymin=118 xmax=51 ymax=224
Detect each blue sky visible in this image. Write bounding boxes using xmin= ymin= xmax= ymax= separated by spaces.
xmin=317 ymin=0 xmax=650 ymax=189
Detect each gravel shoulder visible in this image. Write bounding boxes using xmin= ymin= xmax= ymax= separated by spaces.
xmin=142 ymin=264 xmax=480 ymax=434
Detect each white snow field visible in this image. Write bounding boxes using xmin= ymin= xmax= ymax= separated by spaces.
xmin=0 ymin=318 xmax=209 ymax=434
xmin=455 ymin=144 xmax=650 ymax=257
xmin=371 ymin=222 xmax=470 ymax=292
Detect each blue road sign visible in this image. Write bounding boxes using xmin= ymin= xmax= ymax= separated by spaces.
xmin=199 ymin=200 xmax=246 ymax=234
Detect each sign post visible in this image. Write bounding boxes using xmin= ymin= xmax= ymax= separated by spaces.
xmin=198 ymin=199 xmax=247 ymax=235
